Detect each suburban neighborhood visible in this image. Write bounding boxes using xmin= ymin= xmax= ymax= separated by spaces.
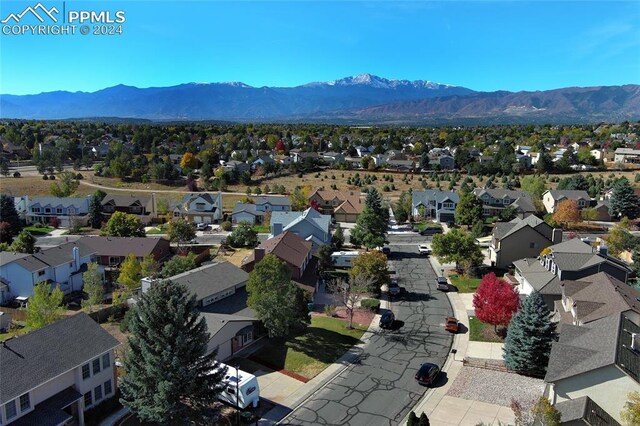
xmin=1 ymin=120 xmax=640 ymax=426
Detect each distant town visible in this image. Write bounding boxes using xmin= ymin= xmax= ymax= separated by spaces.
xmin=0 ymin=120 xmax=639 ymax=426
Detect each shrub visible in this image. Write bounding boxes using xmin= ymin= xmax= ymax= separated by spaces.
xmin=76 ymin=173 xmax=84 ymax=180
xmin=13 ymin=172 xmax=20 ymax=178
xmin=220 ymin=221 xmax=232 ymax=231
xmin=49 ymin=174 xmax=55 ymax=180
xmin=120 ymin=308 xmax=135 ymax=333
xmin=324 ymin=305 xmax=337 ymax=317
xmin=360 ymin=299 xmax=380 ymax=312
xmin=42 ymin=174 xmax=49 ymax=180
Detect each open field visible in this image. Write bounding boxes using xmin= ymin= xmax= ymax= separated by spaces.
xmin=2 ymin=168 xmax=638 ymax=210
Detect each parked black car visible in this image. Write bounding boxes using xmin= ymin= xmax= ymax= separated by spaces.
xmin=419 ymin=227 xmax=443 ymax=236
xmin=381 ymin=246 xmax=391 ymax=255
xmin=388 ymin=278 xmax=401 ymax=297
xmin=415 ymin=362 xmax=441 ymax=386
xmin=379 ymin=311 xmax=395 ymax=329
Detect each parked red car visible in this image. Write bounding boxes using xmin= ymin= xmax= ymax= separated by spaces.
xmin=445 ymin=316 xmax=459 ymax=333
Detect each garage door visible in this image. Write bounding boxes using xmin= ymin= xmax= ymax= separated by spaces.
xmin=193 ymin=216 xmax=202 ymax=223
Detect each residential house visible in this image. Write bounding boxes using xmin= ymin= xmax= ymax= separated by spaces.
xmin=12 ymin=196 xmax=29 ymax=221
xmin=411 ymin=190 xmax=459 ymax=223
xmin=0 ymin=241 xmax=96 ymax=300
xmin=542 ymin=190 xmax=593 ymax=214
xmin=386 ymin=159 xmax=415 ymax=172
xmin=554 ymin=272 xmax=640 ymax=326
xmin=591 ymin=201 xmax=612 ymax=221
xmin=222 ymin=160 xmax=250 ymax=174
xmin=241 ymin=231 xmax=317 ymax=294
xmin=142 ymin=262 xmax=257 ymax=360
xmin=232 ymin=196 xmax=291 ymax=225
xmin=270 ymin=208 xmax=331 ymax=251
xmin=0 ymin=313 xmax=120 ymax=426
xmin=333 ymin=198 xmax=364 ymax=223
xmin=489 ymin=215 xmax=562 ymax=269
xmin=101 ymin=194 xmax=158 ymax=224
xmin=230 ymin=149 xmax=248 ymax=161
xmin=77 ymin=236 xmax=171 ymax=269
xmin=545 ymin=312 xmax=639 ymax=425
xmin=309 ymin=189 xmax=361 ymax=216
xmin=473 ymin=189 xmax=537 ymax=218
xmin=554 ymin=396 xmax=621 ymax=426
xmin=614 ymin=147 xmax=640 ymax=164
xmin=321 ymin=152 xmax=345 ymax=165
xmin=516 ymin=154 xmax=532 ymax=170
xmin=513 ymin=238 xmax=632 ymax=309
xmin=355 ymin=145 xmax=374 ymax=157
xmin=428 ymin=155 xmax=455 ymax=170
xmin=274 ymin=155 xmax=294 ymax=166
xmin=172 ymin=193 xmax=223 ymax=224
xmin=290 ymin=150 xmax=319 ymax=163
xmin=252 ymin=155 xmax=276 ymax=169
xmin=26 ymin=197 xmax=91 ymax=228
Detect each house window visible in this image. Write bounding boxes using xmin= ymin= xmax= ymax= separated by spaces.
xmin=32 ymin=207 xmax=40 ymax=213
xmin=38 ymin=270 xmax=45 ymax=276
xmin=443 ymin=202 xmax=454 ymax=209
xmin=19 ymin=394 xmax=30 ymax=412
xmin=109 ymin=257 xmax=120 ymax=266
xmin=104 ymin=380 xmax=113 ymax=396
xmin=503 ymin=199 xmax=510 ymax=204
xmin=94 ymin=385 xmax=103 ymax=402
xmin=195 ymin=203 xmax=205 ymax=211
xmin=45 ymin=208 xmax=51 ymax=213
xmin=5 ymin=400 xmax=17 ymax=419
xmin=57 ymin=208 xmax=63 ymax=214
xmin=241 ymin=331 xmax=253 ymax=345
xmin=82 ymin=363 xmax=90 ymax=379
xmin=104 ymin=206 xmax=114 ymax=213
xmin=84 ymin=392 xmax=92 ymax=408
xmin=130 ymin=206 xmax=141 ymax=213
xmin=92 ymin=358 xmax=101 ymax=374
xmin=102 ymin=353 xmax=110 ymax=369
xmin=529 ymin=242 xmax=535 ymax=249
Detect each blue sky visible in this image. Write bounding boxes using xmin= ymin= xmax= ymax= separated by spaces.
xmin=1 ymin=1 xmax=639 ymax=95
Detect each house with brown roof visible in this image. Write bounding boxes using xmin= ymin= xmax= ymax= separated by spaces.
xmin=308 ymin=189 xmax=362 ymax=221
xmin=77 ymin=236 xmax=172 ymax=269
xmin=101 ymin=194 xmax=158 ymax=224
xmin=241 ymin=231 xmax=317 ymax=294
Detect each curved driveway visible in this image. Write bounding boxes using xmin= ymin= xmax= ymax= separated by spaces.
xmin=281 ymin=239 xmax=454 ymax=425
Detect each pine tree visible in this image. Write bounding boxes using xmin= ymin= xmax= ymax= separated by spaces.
xmin=609 ymin=177 xmax=640 ymax=219
xmin=10 ymin=229 xmax=36 ymax=254
xmin=407 ymin=411 xmax=419 ymax=426
xmin=0 ymin=193 xmax=21 ymax=236
xmin=119 ymin=280 xmax=226 ymax=423
xmin=88 ymin=194 xmax=103 ymax=229
xmin=503 ymin=291 xmax=556 ymax=377
xmin=418 ymin=412 xmax=430 ymax=426
xmin=349 ymin=188 xmax=387 ymax=249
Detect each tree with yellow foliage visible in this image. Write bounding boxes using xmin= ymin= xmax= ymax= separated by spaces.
xmin=180 ymin=152 xmax=198 ymax=170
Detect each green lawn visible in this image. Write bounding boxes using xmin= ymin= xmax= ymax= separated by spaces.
xmin=469 ymin=316 xmax=505 ymax=343
xmin=145 ymin=227 xmax=166 ymax=235
xmin=0 ymin=327 xmax=30 ymax=342
xmin=251 ymin=316 xmax=366 ymax=379
xmin=449 ymin=274 xmax=482 ymax=293
xmin=252 ymin=224 xmax=270 ymax=233
xmin=24 ymin=226 xmax=54 ymax=235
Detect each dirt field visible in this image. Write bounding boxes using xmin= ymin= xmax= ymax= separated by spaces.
xmin=2 ymin=168 xmax=638 ymax=209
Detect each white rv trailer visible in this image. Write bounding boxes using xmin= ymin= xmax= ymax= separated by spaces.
xmin=217 ymin=363 xmax=260 ymax=409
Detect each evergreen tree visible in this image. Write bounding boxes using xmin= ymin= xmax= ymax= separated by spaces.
xmin=503 ymin=291 xmax=556 ymax=377
xmin=609 ymin=178 xmax=640 ymax=219
xmin=407 ymin=411 xmax=419 ymax=426
xmin=88 ymin=194 xmax=103 ymax=229
xmin=10 ymin=229 xmax=36 ymax=254
xmin=418 ymin=412 xmax=430 ymax=426
xmin=247 ymin=254 xmax=309 ymax=337
xmin=0 ymin=193 xmax=21 ymax=236
xmin=420 ymin=152 xmax=430 ymax=171
xmin=349 ymin=188 xmax=387 ymax=249
xmin=332 ymin=224 xmax=344 ymax=249
xmin=120 ymin=280 xmax=226 ymax=423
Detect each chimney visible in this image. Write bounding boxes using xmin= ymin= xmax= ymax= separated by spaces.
xmin=72 ymin=246 xmax=80 ymax=271
xmin=254 ymin=248 xmax=265 ymax=263
xmin=632 ymin=333 xmax=640 ymax=352
xmin=272 ymin=222 xmax=283 ymax=236
xmin=551 ymin=228 xmax=563 ymax=244
xmin=597 ymin=245 xmax=608 ymax=256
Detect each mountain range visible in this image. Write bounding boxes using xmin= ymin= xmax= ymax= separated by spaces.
xmin=2 ymin=74 xmax=639 ymax=124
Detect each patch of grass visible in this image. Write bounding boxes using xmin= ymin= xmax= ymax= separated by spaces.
xmin=145 ymin=227 xmax=166 ymax=235
xmin=24 ymin=226 xmax=54 ymax=235
xmin=469 ymin=316 xmax=505 ymax=343
xmin=251 ymin=224 xmax=270 ymax=233
xmin=449 ymin=274 xmax=482 ymax=293
xmin=0 ymin=327 xmax=31 ymax=341
xmin=251 ymin=316 xmax=366 ymax=379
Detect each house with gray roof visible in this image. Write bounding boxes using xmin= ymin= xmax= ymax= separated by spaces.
xmin=255 ymin=195 xmax=290 ymax=212
xmin=0 ymin=241 xmax=96 ymax=301
xmin=542 ymin=190 xmax=593 ymax=214
xmin=489 ymin=215 xmax=562 ymax=269
xmin=513 ymin=238 xmax=632 ymax=310
xmin=473 ymin=188 xmax=537 ymax=218
xmin=545 ymin=312 xmax=639 ymax=425
xmin=270 ymin=208 xmax=331 ymax=251
xmin=101 ymin=193 xmax=158 ymax=224
xmin=26 ymin=197 xmax=91 ymax=228
xmin=0 ymin=313 xmax=120 ymax=426
xmin=172 ymin=192 xmax=222 ymax=224
xmin=553 ymin=396 xmax=620 ymax=426
xmin=412 ymin=190 xmax=459 ymax=223
xmin=554 ymin=272 xmax=640 ymax=326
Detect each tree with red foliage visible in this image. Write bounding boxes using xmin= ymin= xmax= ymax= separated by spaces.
xmin=309 ymin=199 xmax=321 ymax=212
xmin=275 ymin=140 xmax=286 ymax=152
xmin=473 ymin=273 xmax=520 ymax=332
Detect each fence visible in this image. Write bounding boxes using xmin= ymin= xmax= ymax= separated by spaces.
xmin=0 ymin=307 xmax=27 ymax=322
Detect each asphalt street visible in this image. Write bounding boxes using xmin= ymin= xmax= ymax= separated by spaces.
xmin=281 ymin=237 xmax=454 ymax=426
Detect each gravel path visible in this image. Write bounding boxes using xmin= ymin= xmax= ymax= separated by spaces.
xmin=447 ymin=366 xmax=545 ymax=408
